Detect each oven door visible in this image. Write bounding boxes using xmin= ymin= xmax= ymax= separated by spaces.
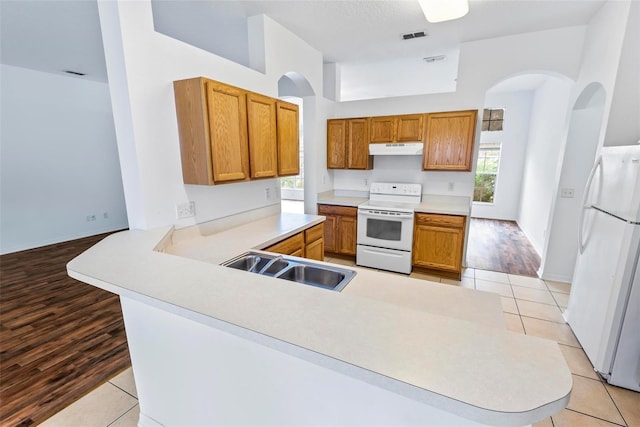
xmin=357 ymin=208 xmax=414 ymax=251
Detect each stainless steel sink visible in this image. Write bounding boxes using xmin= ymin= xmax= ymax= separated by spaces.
xmin=274 ymin=265 xmax=347 ymax=290
xmin=222 ymin=252 xmax=355 ymax=291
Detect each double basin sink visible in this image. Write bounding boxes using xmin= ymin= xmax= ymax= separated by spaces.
xmin=222 ymin=251 xmax=356 ymax=292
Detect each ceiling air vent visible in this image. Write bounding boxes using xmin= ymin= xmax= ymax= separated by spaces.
xmin=401 ymin=30 xmax=427 ymax=40
xmin=423 ymin=55 xmax=446 ymax=63
xmin=64 ymin=70 xmax=86 ymax=76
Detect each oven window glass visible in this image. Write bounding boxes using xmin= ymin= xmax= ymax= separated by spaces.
xmin=366 ymin=218 xmax=402 ymax=241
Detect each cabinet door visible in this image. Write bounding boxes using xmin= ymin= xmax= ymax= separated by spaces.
xmin=265 ymin=232 xmax=304 ymax=255
xmin=369 ymin=116 xmax=396 ymax=143
xmin=396 ymin=114 xmax=424 ymax=141
xmin=305 ymin=238 xmax=324 ymax=261
xmin=276 ymin=101 xmax=299 ymax=177
xmin=327 ymin=120 xmax=347 ymax=169
xmin=246 ymin=92 xmax=278 ymax=179
xmin=206 ymin=81 xmax=250 ymax=183
xmin=347 ymin=118 xmax=371 ymax=170
xmin=338 ymin=216 xmax=357 ymax=255
xmin=423 ymin=110 xmax=477 ymax=171
xmin=413 ymin=214 xmax=465 ymax=273
xmin=322 ymin=214 xmax=337 ymax=253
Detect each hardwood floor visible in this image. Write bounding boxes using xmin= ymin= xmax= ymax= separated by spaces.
xmin=0 ymin=232 xmax=130 ymax=427
xmin=467 ymin=218 xmax=541 ymax=277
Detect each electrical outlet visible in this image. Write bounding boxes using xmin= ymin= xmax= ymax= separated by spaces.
xmin=176 ymin=201 xmax=196 ymax=219
xmin=86 ymin=214 xmax=96 ymax=222
xmin=364 ymin=178 xmax=369 ymax=187
xmin=103 ymin=212 xmax=109 ymax=219
xmin=560 ymin=188 xmax=575 ymax=198
xmin=265 ymin=187 xmax=271 ymax=200
xmin=448 ymin=182 xmax=455 ymax=191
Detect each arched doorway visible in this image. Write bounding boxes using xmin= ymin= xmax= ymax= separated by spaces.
xmin=467 ymin=72 xmax=574 ymax=276
xmin=277 ymin=72 xmax=314 ymax=214
xmin=541 ymin=82 xmax=606 ymax=282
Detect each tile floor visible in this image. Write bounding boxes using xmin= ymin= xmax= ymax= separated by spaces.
xmin=41 ymin=264 xmax=640 ymax=427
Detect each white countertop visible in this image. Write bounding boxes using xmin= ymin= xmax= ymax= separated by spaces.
xmin=166 ymin=213 xmax=325 ymax=264
xmin=415 ymin=194 xmax=472 ymax=216
xmin=67 ymin=213 xmax=571 ymax=426
xmin=317 ymin=190 xmax=368 ymax=207
xmin=318 ymin=190 xmax=471 ymax=216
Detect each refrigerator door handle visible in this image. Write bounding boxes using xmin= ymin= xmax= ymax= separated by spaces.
xmin=579 ymin=155 xmax=603 ymax=254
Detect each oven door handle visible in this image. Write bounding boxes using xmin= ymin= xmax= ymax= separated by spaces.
xmin=358 ymin=210 xmax=414 ymax=219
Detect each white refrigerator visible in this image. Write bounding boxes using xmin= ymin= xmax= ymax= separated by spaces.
xmin=567 ymin=145 xmax=640 ymax=392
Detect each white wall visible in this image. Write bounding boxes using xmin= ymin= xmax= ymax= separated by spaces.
xmin=471 ymin=90 xmax=534 ymax=220
xmin=332 ymin=26 xmax=586 ymax=198
xmin=603 ymin=0 xmax=640 ymax=146
xmin=98 ymin=1 xmax=324 ymax=229
xmin=0 ymin=64 xmax=127 ymax=254
xmin=538 ymin=0 xmax=632 ymax=280
xmin=542 ymin=91 xmax=605 ymax=282
xmin=517 ymin=77 xmax=574 ymax=255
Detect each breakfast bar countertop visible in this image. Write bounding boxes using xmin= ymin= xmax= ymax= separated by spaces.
xmin=67 ymin=213 xmax=572 ymax=427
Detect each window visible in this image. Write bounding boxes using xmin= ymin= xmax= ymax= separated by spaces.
xmin=474 ymin=143 xmax=501 ymax=203
xmin=482 ymin=108 xmax=504 ymax=131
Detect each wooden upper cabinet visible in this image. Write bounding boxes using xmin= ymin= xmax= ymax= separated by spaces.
xmin=276 ymin=101 xmax=300 ymax=177
xmin=174 ymin=77 xmax=300 ymax=185
xmin=327 ymin=118 xmax=372 ymax=170
xmin=174 ymin=78 xmax=212 ymax=184
xmin=327 ymin=119 xmax=347 ymax=169
xmin=347 ymin=118 xmax=371 ymax=170
xmin=396 ymin=114 xmax=424 ymax=141
xmin=246 ymin=92 xmax=278 ymax=179
xmin=423 ymin=110 xmax=477 ymax=171
xmin=174 ymin=77 xmax=249 ymax=185
xmin=206 ymin=80 xmax=250 ymax=183
xmin=369 ymin=116 xmax=396 ymax=143
xmin=369 ymin=114 xmax=424 ymax=143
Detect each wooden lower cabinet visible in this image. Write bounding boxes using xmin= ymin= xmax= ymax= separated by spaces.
xmin=264 ymin=222 xmax=324 ymax=261
xmin=265 ymin=232 xmax=304 ymax=256
xmin=304 ymin=223 xmax=324 ymax=261
xmin=305 ymin=238 xmax=324 ymax=261
xmin=412 ymin=213 xmax=466 ymax=278
xmin=317 ymin=204 xmax=357 ymax=256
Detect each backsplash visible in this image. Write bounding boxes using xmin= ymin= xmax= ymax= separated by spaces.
xmin=332 ymin=156 xmax=473 ymax=196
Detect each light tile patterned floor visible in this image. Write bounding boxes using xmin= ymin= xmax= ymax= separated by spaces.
xmin=42 ymin=266 xmax=640 ymax=427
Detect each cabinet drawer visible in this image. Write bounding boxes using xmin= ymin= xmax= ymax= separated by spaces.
xmin=305 ymin=223 xmax=324 ymax=243
xmin=317 ymin=204 xmax=358 ymax=217
xmin=265 ymin=232 xmax=304 ymax=255
xmin=415 ymin=213 xmax=465 ymax=228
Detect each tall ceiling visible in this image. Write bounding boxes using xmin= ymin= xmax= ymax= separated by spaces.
xmin=1 ymin=0 xmax=605 ymax=87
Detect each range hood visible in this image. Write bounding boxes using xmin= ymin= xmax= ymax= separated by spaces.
xmin=369 ymin=142 xmax=424 ymax=156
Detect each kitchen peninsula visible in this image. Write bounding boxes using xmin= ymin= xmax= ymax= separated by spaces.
xmin=67 ymin=211 xmax=571 ymax=427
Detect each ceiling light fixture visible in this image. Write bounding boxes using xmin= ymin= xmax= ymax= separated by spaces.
xmin=418 ymin=0 xmax=469 ymax=23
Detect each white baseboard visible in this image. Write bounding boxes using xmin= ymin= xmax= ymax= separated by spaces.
xmin=515 ymin=220 xmax=542 ymax=257
xmin=0 ymin=223 xmax=128 ymax=255
xmin=138 ymin=412 xmax=163 ymax=427
xmin=540 ymin=272 xmax=573 ymax=284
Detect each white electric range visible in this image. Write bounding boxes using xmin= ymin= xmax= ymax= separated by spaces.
xmin=356 ymin=182 xmax=422 ymax=274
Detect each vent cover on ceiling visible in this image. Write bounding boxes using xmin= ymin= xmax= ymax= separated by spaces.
xmin=423 ymin=55 xmax=446 ymax=63
xmin=401 ymin=31 xmax=427 ymax=40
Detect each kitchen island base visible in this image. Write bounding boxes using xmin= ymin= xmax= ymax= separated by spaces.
xmin=122 ymin=297 xmax=532 ymax=427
